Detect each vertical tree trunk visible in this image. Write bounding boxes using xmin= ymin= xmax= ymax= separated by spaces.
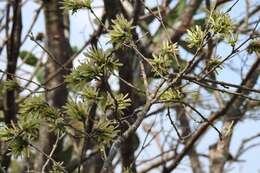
xmin=118 ymin=48 xmax=138 ymax=173
xmin=34 ymin=0 xmax=72 ymax=171
xmin=103 ymin=0 xmax=139 ymax=172
xmin=4 ymin=0 xmax=22 ymax=126
xmin=1 ymin=0 xmax=22 ymax=170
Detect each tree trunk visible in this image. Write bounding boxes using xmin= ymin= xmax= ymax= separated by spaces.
xmin=34 ymin=0 xmax=72 ymax=171
xmin=103 ymin=1 xmax=139 ymax=172
xmin=1 ymin=0 xmax=22 ymax=170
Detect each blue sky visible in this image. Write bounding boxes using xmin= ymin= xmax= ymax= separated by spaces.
xmin=0 ymin=0 xmax=260 ymax=172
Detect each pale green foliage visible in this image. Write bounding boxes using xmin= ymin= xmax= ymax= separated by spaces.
xmin=19 ymin=96 xmax=64 ymax=133
xmin=63 ymin=99 xmax=88 ymax=121
xmin=207 ymin=57 xmax=223 ymax=75
xmin=151 ymin=41 xmax=179 ymax=75
xmin=62 ymin=0 xmax=91 ymax=14
xmin=161 ymin=41 xmax=178 ymax=58
xmin=65 ymin=47 xmax=121 ymax=89
xmin=65 ymin=62 xmax=100 ymax=89
xmin=208 ymin=11 xmax=234 ymax=36
xmin=109 ymin=15 xmax=133 ymax=48
xmin=0 ymin=79 xmax=19 ymax=96
xmin=186 ymin=25 xmax=205 ymax=48
xmin=123 ymin=167 xmax=134 ymax=173
xmin=248 ymin=39 xmax=260 ymax=54
xmin=92 ymin=117 xmax=119 ymax=147
xmin=80 ymin=86 xmax=101 ymax=101
xmin=186 ymin=11 xmax=235 ymax=48
xmin=227 ymin=33 xmax=238 ymax=47
xmin=50 ymin=162 xmax=66 ymax=173
xmin=0 ymin=120 xmax=39 ymax=157
xmin=160 ymin=90 xmax=182 ymax=101
xmin=19 ymin=96 xmax=48 ymax=118
xmin=151 ymin=54 xmax=171 ymax=75
xmin=45 ymin=107 xmax=65 ymax=133
xmin=0 ymin=1 xmax=247 ymax=170
xmin=105 ymin=93 xmax=131 ymax=116
xmin=83 ymin=47 xmax=121 ymax=75
xmin=0 ymin=96 xmax=65 ymax=157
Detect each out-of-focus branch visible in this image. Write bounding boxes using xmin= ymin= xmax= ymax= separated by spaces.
xmin=209 ymin=54 xmax=260 ymax=173
xmin=34 ymin=0 xmax=72 ymax=171
xmin=162 ymin=55 xmax=260 ymax=173
xmin=2 ymin=0 xmax=22 ymax=170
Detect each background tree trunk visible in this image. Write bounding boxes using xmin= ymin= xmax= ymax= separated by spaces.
xmin=34 ymin=0 xmax=72 ymax=171
xmin=1 ymin=0 xmax=22 ymax=170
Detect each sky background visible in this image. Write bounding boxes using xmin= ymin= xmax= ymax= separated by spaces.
xmin=0 ymin=0 xmax=260 ymax=172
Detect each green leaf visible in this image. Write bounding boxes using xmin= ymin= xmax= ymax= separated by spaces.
xmin=19 ymin=96 xmax=48 ymax=118
xmin=62 ymin=0 xmax=91 ymax=14
xmin=160 ymin=90 xmax=182 ymax=101
xmin=109 ymin=15 xmax=133 ymax=48
xmin=65 ymin=47 xmax=121 ymax=90
xmin=93 ymin=117 xmax=119 ymax=146
xmin=186 ymin=25 xmax=205 ymax=48
xmin=35 ymin=67 xmax=45 ymax=84
xmin=208 ymin=10 xmax=234 ymax=36
xmin=50 ymin=162 xmax=66 ymax=173
xmin=0 ymin=79 xmax=19 ymax=96
xmin=247 ymin=39 xmax=260 ymax=54
xmin=63 ymin=99 xmax=88 ymax=121
xmin=19 ymin=50 xmax=38 ymax=66
xmin=105 ymin=93 xmax=131 ymax=116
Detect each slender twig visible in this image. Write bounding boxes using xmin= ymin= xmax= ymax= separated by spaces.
xmin=166 ymin=107 xmax=184 ymax=140
xmin=41 ymin=132 xmax=63 ymax=173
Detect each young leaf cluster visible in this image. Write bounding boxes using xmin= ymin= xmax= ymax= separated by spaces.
xmin=92 ymin=117 xmax=119 ymax=147
xmin=150 ymin=41 xmax=178 ymax=75
xmin=248 ymin=39 xmax=260 ymax=54
xmin=109 ymin=15 xmax=133 ymax=49
xmin=50 ymin=162 xmax=66 ymax=173
xmin=63 ymin=99 xmax=88 ymax=121
xmin=208 ymin=11 xmax=234 ymax=37
xmin=0 ymin=121 xmax=38 ymax=158
xmin=0 ymin=96 xmax=64 ymax=157
xmin=80 ymin=86 xmax=101 ymax=101
xmin=0 ymin=79 xmax=19 ymax=96
xmin=105 ymin=93 xmax=131 ymax=116
xmin=186 ymin=11 xmax=235 ymax=48
xmin=65 ymin=47 xmax=121 ymax=90
xmin=206 ymin=57 xmax=224 ymax=75
xmin=186 ymin=25 xmax=205 ymax=48
xmin=160 ymin=90 xmax=182 ymax=101
xmin=62 ymin=0 xmax=91 ymax=14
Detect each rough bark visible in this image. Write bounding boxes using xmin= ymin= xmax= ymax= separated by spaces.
xmin=118 ymin=48 xmax=138 ymax=172
xmin=1 ymin=0 xmax=22 ymax=170
xmin=103 ymin=0 xmax=139 ymax=172
xmin=82 ymin=100 xmax=101 ymax=173
xmin=34 ymin=0 xmax=72 ymax=171
xmin=4 ymin=0 xmax=22 ymax=126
